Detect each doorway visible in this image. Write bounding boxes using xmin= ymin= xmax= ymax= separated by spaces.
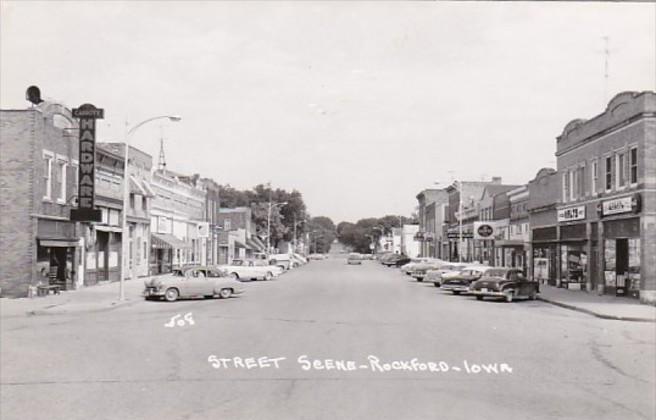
xmin=615 ymin=238 xmax=628 ymax=296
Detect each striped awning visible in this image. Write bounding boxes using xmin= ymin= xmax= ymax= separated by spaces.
xmin=151 ymin=233 xmax=191 ymax=250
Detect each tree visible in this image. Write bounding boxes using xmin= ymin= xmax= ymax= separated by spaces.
xmin=308 ymin=216 xmax=336 ymax=253
xmin=337 ymin=215 xmax=416 ymax=254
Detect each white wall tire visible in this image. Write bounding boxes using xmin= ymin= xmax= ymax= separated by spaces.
xmin=219 ymin=288 xmax=233 ymax=299
xmin=164 ymin=288 xmax=179 ymax=302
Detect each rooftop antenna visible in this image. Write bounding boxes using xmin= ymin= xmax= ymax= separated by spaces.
xmin=158 ymin=126 xmax=167 ymax=172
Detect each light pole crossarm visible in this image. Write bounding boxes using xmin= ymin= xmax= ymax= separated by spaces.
xmin=126 ymin=115 xmax=181 ymax=138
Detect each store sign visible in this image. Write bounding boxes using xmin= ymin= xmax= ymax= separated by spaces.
xmin=447 ymin=232 xmax=473 ymax=239
xmin=601 ymin=194 xmax=641 ymax=217
xmin=197 ymin=222 xmax=210 ymax=238
xmin=557 ymin=206 xmax=585 ymax=222
xmin=70 ymin=103 xmax=103 ymax=222
xmin=474 ymin=221 xmax=497 ymax=240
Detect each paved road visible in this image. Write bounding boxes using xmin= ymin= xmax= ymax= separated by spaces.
xmin=2 ymin=258 xmax=655 ymax=420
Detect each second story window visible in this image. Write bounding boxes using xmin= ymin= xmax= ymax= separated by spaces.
xmin=562 ymin=171 xmax=570 ymax=203
xmin=142 ymin=196 xmax=147 ymax=211
xmin=616 ymin=152 xmax=627 ymax=189
xmin=605 ymin=156 xmax=613 ymax=191
xmin=630 ymin=147 xmax=638 ymax=185
xmin=129 ymin=193 xmax=135 ymax=210
xmin=591 ymin=160 xmax=598 ymax=195
xmin=56 ymin=160 xmax=67 ymax=204
xmin=224 ymin=219 xmax=231 ymax=231
xmin=43 ymin=151 xmax=53 ymax=200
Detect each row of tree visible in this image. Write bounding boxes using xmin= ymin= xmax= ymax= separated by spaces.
xmin=337 ymin=215 xmax=417 ymax=254
xmin=218 ymin=184 xmax=335 ymax=253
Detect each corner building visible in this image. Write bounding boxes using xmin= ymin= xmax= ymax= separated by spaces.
xmin=555 ymin=91 xmax=655 ymax=304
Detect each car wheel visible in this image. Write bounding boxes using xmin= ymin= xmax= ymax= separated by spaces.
xmin=219 ymin=288 xmax=232 ymax=299
xmin=504 ymin=290 xmax=514 ymax=303
xmin=476 ymin=296 xmax=483 ymax=301
xmin=416 ymin=278 xmax=423 ymax=282
xmin=164 ymin=288 xmax=179 ymax=302
xmin=433 ymin=283 xmax=440 ymax=288
xmin=529 ymin=289 xmax=537 ymax=300
xmin=265 ymin=272 xmax=273 ymax=281
xmin=452 ymin=291 xmax=460 ymax=295
xmin=230 ymin=272 xmax=239 ymax=280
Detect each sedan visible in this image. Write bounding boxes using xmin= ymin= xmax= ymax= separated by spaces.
xmin=440 ymin=265 xmax=492 ymax=294
xmin=381 ymin=254 xmax=411 ymax=267
xmin=425 ymin=263 xmax=468 ymax=287
xmin=219 ymin=259 xmax=278 ymax=281
xmin=470 ymin=268 xmax=539 ymax=302
xmin=347 ymin=253 xmax=363 ymax=265
xmin=143 ymin=266 xmax=244 ymax=302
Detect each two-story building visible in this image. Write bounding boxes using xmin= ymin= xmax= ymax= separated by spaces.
xmin=528 ymin=168 xmax=559 ymax=285
xmin=555 ymin=91 xmax=655 ymax=303
xmin=476 ymin=183 xmax=521 ymax=266
xmin=415 ymin=188 xmax=448 ymax=258
xmin=150 ymin=169 xmax=206 ymax=274
xmin=1 ymin=102 xmax=81 ymax=296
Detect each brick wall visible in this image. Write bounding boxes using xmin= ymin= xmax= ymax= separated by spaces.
xmin=0 ymin=111 xmax=36 ymax=296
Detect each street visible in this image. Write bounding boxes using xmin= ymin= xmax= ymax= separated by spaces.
xmin=2 ymin=258 xmax=655 ymax=420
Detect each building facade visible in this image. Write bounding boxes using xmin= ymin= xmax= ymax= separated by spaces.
xmin=1 ymin=103 xmax=81 ymax=296
xmin=150 ymin=169 xmax=206 ymax=274
xmin=528 ymin=168 xmax=559 ymax=285
xmin=415 ymin=188 xmax=448 ymax=258
xmin=555 ymin=91 xmax=655 ymax=303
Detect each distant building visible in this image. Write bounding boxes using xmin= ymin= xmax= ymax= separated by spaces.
xmin=415 ymin=189 xmax=448 ymax=258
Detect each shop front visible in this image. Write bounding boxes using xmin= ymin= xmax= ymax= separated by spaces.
xmin=150 ymin=232 xmax=190 ymax=275
xmin=599 ymin=194 xmax=642 ymax=299
xmin=36 ymin=218 xmax=81 ymax=290
xmin=531 ymin=226 xmax=558 ymax=286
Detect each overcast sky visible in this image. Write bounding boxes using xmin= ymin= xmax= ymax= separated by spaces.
xmin=1 ymin=1 xmax=654 ymax=223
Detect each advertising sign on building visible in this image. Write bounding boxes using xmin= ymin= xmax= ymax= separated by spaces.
xmin=601 ymin=194 xmax=641 ymax=216
xmin=473 ymin=221 xmax=498 ymax=240
xmin=557 ymin=205 xmax=585 ymax=222
xmin=447 ymin=232 xmax=473 ymax=239
xmin=70 ymin=103 xmax=103 ymax=222
xmin=197 ymin=222 xmax=210 ymax=238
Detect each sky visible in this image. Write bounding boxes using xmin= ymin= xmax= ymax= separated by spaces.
xmin=1 ymin=1 xmax=655 ymax=224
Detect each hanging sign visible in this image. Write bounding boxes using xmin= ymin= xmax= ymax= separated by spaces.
xmin=70 ymin=103 xmax=103 ymax=222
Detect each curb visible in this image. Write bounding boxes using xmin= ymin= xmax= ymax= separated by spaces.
xmin=537 ymin=296 xmax=656 ymax=323
xmin=2 ymin=298 xmax=142 ymax=319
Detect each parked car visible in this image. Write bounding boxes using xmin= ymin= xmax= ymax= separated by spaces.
xmin=425 ymin=263 xmax=469 ymax=287
xmin=309 ymin=253 xmax=326 ymax=260
xmin=234 ymin=259 xmax=284 ymax=277
xmin=143 ymin=266 xmax=243 ymax=302
xmin=291 ymin=253 xmax=308 ymax=267
xmin=218 ymin=259 xmax=277 ymax=281
xmin=381 ymin=254 xmax=411 ymax=267
xmin=269 ymin=254 xmax=292 ymax=270
xmin=470 ymin=268 xmax=539 ymax=302
xmin=440 ymin=265 xmax=492 ymax=294
xmin=347 ymin=253 xmax=363 ymax=265
xmin=400 ymin=258 xmax=433 ymax=275
xmin=409 ymin=258 xmax=446 ymax=281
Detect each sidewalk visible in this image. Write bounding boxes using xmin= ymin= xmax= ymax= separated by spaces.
xmin=0 ymin=278 xmax=146 ymax=318
xmin=538 ymin=285 xmax=656 ymax=323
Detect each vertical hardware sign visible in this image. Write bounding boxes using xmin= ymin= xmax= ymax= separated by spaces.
xmin=70 ymin=103 xmax=103 ymax=222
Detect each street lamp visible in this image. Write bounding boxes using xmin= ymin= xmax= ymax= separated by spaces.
xmin=266 ymin=201 xmax=287 ymax=257
xmin=120 ymin=115 xmax=181 ymax=300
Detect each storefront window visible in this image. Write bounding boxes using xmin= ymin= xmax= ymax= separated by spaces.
xmin=628 ymin=238 xmax=641 ymax=296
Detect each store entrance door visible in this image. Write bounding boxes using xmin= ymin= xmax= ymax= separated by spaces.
xmin=615 ymin=238 xmax=628 ymax=296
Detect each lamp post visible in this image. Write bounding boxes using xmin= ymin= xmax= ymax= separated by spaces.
xmin=120 ymin=115 xmax=181 ymax=301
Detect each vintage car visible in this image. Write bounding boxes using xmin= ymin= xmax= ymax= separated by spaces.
xmin=347 ymin=253 xmax=363 ymax=265
xmin=425 ymin=263 xmax=469 ymax=287
xmin=269 ymin=253 xmax=292 ymax=270
xmin=218 ymin=259 xmax=278 ymax=281
xmin=409 ymin=258 xmax=446 ymax=281
xmin=143 ymin=266 xmax=244 ymax=302
xmin=399 ymin=258 xmax=432 ymax=275
xmin=381 ymin=253 xmax=412 ymax=267
xmin=440 ymin=265 xmax=492 ymax=294
xmin=309 ymin=253 xmax=326 ymax=260
xmin=291 ymin=253 xmax=308 ymax=267
xmin=470 ymin=268 xmax=539 ymax=302
xmin=235 ymin=259 xmax=285 ymax=277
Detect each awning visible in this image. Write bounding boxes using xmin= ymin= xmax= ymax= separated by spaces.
xmin=129 ymin=176 xmax=148 ymax=196
xmin=95 ymin=225 xmax=123 ymax=233
xmin=151 ymin=233 xmax=191 ymax=250
xmin=234 ymin=240 xmax=247 ymax=249
xmin=39 ymin=238 xmax=79 ymax=248
xmin=246 ymin=237 xmax=264 ymax=251
xmin=495 ymin=240 xmax=526 ymax=247
xmin=142 ymin=180 xmax=156 ymax=198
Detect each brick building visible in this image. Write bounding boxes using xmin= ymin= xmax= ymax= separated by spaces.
xmin=415 ymin=188 xmax=448 ymax=258
xmin=555 ymin=91 xmax=655 ymax=303
xmin=1 ymin=102 xmax=81 ymax=296
xmin=528 ymin=168 xmax=559 ymax=284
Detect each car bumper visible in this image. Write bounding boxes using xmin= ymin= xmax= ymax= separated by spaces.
xmin=441 ymin=284 xmax=470 ymax=292
xmin=143 ymin=288 xmax=165 ymax=297
xmin=471 ymin=289 xmax=505 ymax=298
